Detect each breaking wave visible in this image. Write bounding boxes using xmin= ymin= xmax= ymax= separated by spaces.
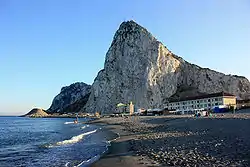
xmin=56 ymin=129 xmax=97 ymax=145
xmin=42 ymin=129 xmax=97 ymax=148
xmin=66 ymin=131 xmax=121 ymax=167
xmin=64 ymin=122 xmax=75 ymax=125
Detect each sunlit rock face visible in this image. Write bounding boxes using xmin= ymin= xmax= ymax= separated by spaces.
xmin=48 ymin=82 xmax=91 ymax=113
xmin=84 ymin=20 xmax=250 ymax=114
xmin=23 ymin=108 xmax=48 ymax=117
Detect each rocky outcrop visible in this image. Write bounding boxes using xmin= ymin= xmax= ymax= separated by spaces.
xmin=58 ymin=92 xmax=90 ymax=113
xmin=84 ymin=20 xmax=250 ymax=114
xmin=23 ymin=108 xmax=49 ymax=117
xmin=48 ymin=82 xmax=91 ymax=113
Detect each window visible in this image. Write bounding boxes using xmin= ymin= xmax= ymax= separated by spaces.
xmin=215 ymin=103 xmax=218 ymax=106
xmin=208 ymin=99 xmax=211 ymax=102
xmin=197 ymin=100 xmax=199 ymax=103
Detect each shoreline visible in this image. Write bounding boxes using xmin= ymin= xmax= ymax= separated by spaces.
xmin=89 ymin=117 xmax=157 ymax=167
xmin=20 ymin=115 xmax=99 ymax=118
xmin=90 ymin=111 xmax=250 ymax=167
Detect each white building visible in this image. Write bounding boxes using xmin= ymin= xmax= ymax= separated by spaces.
xmin=164 ymin=92 xmax=236 ymax=114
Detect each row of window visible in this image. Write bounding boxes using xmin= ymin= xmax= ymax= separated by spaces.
xmin=167 ymin=97 xmax=223 ymax=106
xmin=168 ymin=102 xmax=223 ymax=110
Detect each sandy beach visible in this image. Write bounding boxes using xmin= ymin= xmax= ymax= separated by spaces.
xmin=90 ymin=109 xmax=250 ymax=167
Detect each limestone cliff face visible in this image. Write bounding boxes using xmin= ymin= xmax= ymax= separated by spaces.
xmin=84 ymin=21 xmax=250 ymax=114
xmin=48 ymin=82 xmax=91 ymax=113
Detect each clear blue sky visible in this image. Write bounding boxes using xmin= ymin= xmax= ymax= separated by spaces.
xmin=0 ymin=0 xmax=249 ymax=115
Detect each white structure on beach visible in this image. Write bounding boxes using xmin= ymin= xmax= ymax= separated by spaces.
xmin=164 ymin=92 xmax=236 ymax=114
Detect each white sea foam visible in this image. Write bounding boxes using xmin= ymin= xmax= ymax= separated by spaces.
xmin=65 ymin=131 xmax=121 ymax=167
xmin=64 ymin=154 xmax=100 ymax=167
xmin=81 ymin=125 xmax=89 ymax=129
xmin=75 ymin=154 xmax=101 ymax=167
xmin=64 ymin=122 xmax=75 ymax=124
xmin=56 ymin=129 xmax=97 ymax=145
xmin=76 ymin=132 xmax=120 ymax=166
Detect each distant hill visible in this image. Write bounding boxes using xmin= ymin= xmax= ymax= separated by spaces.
xmin=47 ymin=82 xmax=91 ymax=113
xmin=22 ymin=108 xmax=49 ymax=117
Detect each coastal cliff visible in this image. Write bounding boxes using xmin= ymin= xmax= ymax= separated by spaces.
xmin=48 ymin=82 xmax=91 ymax=113
xmin=83 ymin=20 xmax=250 ymax=114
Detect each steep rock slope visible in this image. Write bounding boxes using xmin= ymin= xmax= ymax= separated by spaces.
xmin=48 ymin=82 xmax=91 ymax=113
xmin=84 ymin=21 xmax=250 ymax=114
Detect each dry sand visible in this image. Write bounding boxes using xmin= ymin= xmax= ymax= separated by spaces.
xmin=91 ymin=109 xmax=250 ymax=167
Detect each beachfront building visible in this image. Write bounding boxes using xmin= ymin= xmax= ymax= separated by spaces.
xmin=237 ymin=99 xmax=250 ymax=109
xmin=164 ymin=92 xmax=236 ymax=114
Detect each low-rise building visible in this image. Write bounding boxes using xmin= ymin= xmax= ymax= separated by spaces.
xmin=165 ymin=92 xmax=236 ymax=114
xmin=237 ymin=99 xmax=250 ymax=109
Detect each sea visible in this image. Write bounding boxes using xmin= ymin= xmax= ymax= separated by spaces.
xmin=0 ymin=116 xmax=117 ymax=167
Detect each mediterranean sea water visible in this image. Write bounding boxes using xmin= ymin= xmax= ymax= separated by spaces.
xmin=0 ymin=117 xmax=114 ymax=167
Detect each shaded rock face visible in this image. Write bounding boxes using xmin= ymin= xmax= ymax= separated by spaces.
xmin=48 ymin=82 xmax=91 ymax=113
xmin=23 ymin=108 xmax=48 ymax=117
xmin=58 ymin=92 xmax=91 ymax=113
xmin=84 ymin=21 xmax=250 ymax=114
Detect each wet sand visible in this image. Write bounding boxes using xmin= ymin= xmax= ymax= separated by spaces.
xmin=91 ymin=109 xmax=250 ymax=167
xmin=90 ymin=118 xmax=157 ymax=167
